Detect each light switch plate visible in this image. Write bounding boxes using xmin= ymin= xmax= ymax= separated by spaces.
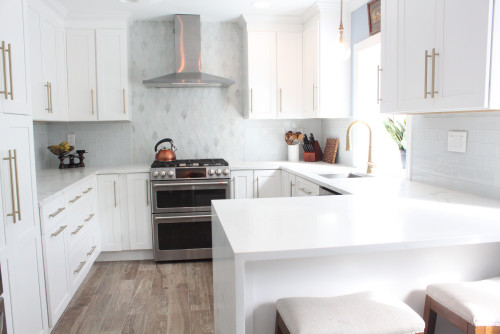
xmin=448 ymin=130 xmax=467 ymax=153
xmin=67 ymin=133 xmax=76 ymax=147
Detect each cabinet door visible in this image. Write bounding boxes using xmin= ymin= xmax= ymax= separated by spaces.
xmin=55 ymin=28 xmax=68 ymax=120
xmin=247 ymin=31 xmax=277 ymax=119
xmin=28 ymin=8 xmax=45 ymax=120
xmin=40 ymin=18 xmax=58 ymax=116
xmin=277 ymin=32 xmax=303 ymax=119
xmin=302 ymin=18 xmax=319 ymax=118
xmin=126 ymin=173 xmax=152 ymax=250
xmin=66 ymin=29 xmax=97 ymax=121
xmin=434 ymin=0 xmax=492 ymax=111
xmin=282 ymin=172 xmax=297 ymax=197
xmin=0 ymin=0 xmax=30 ymax=115
xmin=97 ymin=174 xmax=122 ymax=251
xmin=96 ymin=29 xmax=128 ymax=121
xmin=254 ymin=170 xmax=282 ymax=198
xmin=0 ymin=114 xmax=44 ymax=334
xmin=397 ymin=0 xmax=436 ymax=112
xmin=232 ymin=170 xmax=254 ymax=199
xmin=380 ymin=0 xmax=398 ymax=113
xmin=44 ymin=222 xmax=71 ymax=327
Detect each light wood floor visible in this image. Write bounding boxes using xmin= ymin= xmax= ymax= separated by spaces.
xmin=52 ymin=260 xmax=214 ymax=334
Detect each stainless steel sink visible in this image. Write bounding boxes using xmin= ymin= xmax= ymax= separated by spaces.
xmin=319 ymin=173 xmax=370 ymax=179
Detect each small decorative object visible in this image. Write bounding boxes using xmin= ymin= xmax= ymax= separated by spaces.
xmin=383 ymin=117 xmax=407 ymax=169
xmin=322 ymin=138 xmax=340 ymax=164
xmin=47 ymin=142 xmax=87 ymax=169
xmin=285 ymin=131 xmax=304 ymax=162
xmin=367 ymin=0 xmax=381 ymax=35
xmin=302 ymin=133 xmax=322 ymax=162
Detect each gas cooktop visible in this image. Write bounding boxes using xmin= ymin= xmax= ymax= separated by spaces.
xmin=151 ymin=159 xmax=229 ymax=168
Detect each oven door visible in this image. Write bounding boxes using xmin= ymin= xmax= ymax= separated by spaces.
xmin=152 ymin=179 xmax=230 ymax=214
xmin=153 ymin=213 xmax=213 ymax=261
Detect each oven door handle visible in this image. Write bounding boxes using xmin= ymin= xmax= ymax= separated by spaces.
xmin=154 ymin=214 xmax=212 ymax=221
xmin=153 ymin=181 xmax=228 ymax=187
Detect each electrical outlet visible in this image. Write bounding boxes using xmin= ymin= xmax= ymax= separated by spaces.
xmin=67 ymin=133 xmax=76 ymax=147
xmin=448 ymin=130 xmax=467 ymax=153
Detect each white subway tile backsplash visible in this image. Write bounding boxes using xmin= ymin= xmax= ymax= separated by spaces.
xmin=411 ymin=112 xmax=500 ymax=200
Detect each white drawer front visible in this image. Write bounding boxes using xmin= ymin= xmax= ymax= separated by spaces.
xmin=295 ymin=177 xmax=320 ymax=196
xmin=40 ymin=195 xmax=66 ymax=233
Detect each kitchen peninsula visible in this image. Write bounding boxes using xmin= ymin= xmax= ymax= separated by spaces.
xmin=212 ymin=178 xmax=500 ymax=334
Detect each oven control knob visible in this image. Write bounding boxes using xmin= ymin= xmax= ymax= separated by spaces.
xmin=160 ymin=171 xmax=166 ymax=177
xmin=208 ymin=169 xmax=215 ymax=176
xmin=222 ymin=168 xmax=230 ymax=175
xmin=167 ymin=170 xmax=174 ymax=177
xmin=215 ymin=169 xmax=222 ymax=176
xmin=152 ymin=171 xmax=159 ymax=177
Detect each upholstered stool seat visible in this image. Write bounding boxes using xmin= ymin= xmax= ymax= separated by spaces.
xmin=426 ymin=277 xmax=500 ymax=327
xmin=275 ymin=291 xmax=425 ymax=334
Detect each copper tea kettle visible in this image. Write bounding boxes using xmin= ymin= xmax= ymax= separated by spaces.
xmin=154 ymin=138 xmax=177 ymax=162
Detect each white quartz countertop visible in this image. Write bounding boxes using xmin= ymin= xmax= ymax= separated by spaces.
xmin=212 ymin=192 xmax=500 ymax=260
xmin=36 ymin=165 xmax=149 ymax=205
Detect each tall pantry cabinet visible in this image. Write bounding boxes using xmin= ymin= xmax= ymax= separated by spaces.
xmin=0 ymin=0 xmax=48 ymax=333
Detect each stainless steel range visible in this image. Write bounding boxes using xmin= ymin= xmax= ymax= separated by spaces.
xmin=150 ymin=159 xmax=231 ymax=262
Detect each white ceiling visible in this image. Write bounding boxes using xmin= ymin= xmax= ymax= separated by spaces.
xmin=55 ymin=0 xmax=358 ymax=22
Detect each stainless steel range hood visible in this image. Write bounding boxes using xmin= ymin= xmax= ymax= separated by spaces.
xmin=143 ymin=15 xmax=235 ymax=88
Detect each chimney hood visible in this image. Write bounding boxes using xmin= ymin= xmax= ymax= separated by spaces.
xmin=143 ymin=15 xmax=235 ymax=88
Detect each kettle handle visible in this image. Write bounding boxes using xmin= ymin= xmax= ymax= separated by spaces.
xmin=154 ymin=138 xmax=174 ymax=152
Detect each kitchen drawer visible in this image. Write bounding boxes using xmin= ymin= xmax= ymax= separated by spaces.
xmin=40 ymin=195 xmax=66 ymax=233
xmin=295 ymin=177 xmax=320 ymax=197
xmin=64 ymin=178 xmax=96 ymax=210
xmin=67 ymin=198 xmax=95 ymax=247
xmin=68 ymin=225 xmax=93 ymax=290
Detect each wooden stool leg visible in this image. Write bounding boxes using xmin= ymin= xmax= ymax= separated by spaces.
xmin=424 ymin=296 xmax=437 ymax=334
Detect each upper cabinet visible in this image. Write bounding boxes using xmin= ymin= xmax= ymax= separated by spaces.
xmin=0 ymin=0 xmax=31 ymax=116
xmin=389 ymin=0 xmax=497 ymax=113
xmin=245 ymin=29 xmax=303 ymax=119
xmin=379 ymin=0 xmax=398 ymax=114
xmin=28 ymin=4 xmax=69 ymax=121
xmin=67 ymin=28 xmax=129 ymax=121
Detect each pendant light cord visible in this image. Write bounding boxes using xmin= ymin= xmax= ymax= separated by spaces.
xmin=339 ymin=0 xmax=344 ymax=43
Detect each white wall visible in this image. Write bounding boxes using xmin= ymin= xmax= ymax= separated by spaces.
xmin=410 ymin=112 xmax=500 ymax=200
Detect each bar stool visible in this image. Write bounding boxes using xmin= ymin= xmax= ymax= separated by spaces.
xmin=424 ymin=277 xmax=500 ymax=334
xmin=275 ymin=291 xmax=425 ymax=334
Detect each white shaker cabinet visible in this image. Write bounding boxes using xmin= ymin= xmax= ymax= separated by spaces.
xmin=277 ymin=32 xmax=303 ymax=119
xmin=66 ymin=29 xmax=97 ymax=121
xmin=0 ymin=114 xmax=45 ymax=334
xmin=302 ymin=18 xmax=319 ymax=118
xmin=96 ymin=29 xmax=128 ymax=121
xmin=246 ymin=31 xmax=277 ymax=119
xmin=294 ymin=176 xmax=320 ymax=197
xmin=0 ymin=0 xmax=31 ymax=116
xmin=232 ymin=170 xmax=254 ymax=199
xmin=254 ymin=170 xmax=282 ymax=198
xmin=281 ymin=171 xmax=297 ymax=197
xmin=28 ymin=5 xmax=68 ymax=121
xmin=379 ymin=0 xmax=398 ymax=114
xmin=97 ymin=174 xmax=122 ymax=251
xmin=394 ymin=0 xmax=495 ymax=113
xmin=126 ymin=173 xmax=152 ymax=250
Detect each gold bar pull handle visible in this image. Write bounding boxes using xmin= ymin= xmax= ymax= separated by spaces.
xmin=44 ymin=83 xmax=51 ymax=113
xmin=49 ymin=82 xmax=53 ymax=113
xmin=431 ymin=48 xmax=439 ymax=98
xmin=3 ymin=150 xmax=18 ymax=223
xmin=69 ymin=195 xmax=81 ymax=204
xmin=250 ymin=88 xmax=253 ymax=113
xmin=424 ymin=50 xmax=432 ymax=99
xmin=83 ymin=187 xmax=93 ymax=194
xmin=256 ymin=177 xmax=260 ymax=198
xmin=49 ymin=207 xmax=65 ymax=218
xmin=289 ymin=180 xmax=293 ymax=197
xmin=312 ymin=84 xmax=315 ymax=111
xmin=6 ymin=43 xmax=12 ymax=100
xmin=91 ymin=89 xmax=94 ymax=115
xmin=377 ymin=66 xmax=380 ymax=104
xmin=123 ymin=88 xmax=126 ymax=114
xmin=146 ymin=180 xmax=149 ymax=206
xmin=74 ymin=261 xmax=86 ymax=274
xmin=113 ymin=180 xmax=117 ymax=208
xmin=84 ymin=214 xmax=95 ymax=222
xmin=71 ymin=225 xmax=84 ymax=235
xmin=0 ymin=41 xmax=7 ymax=99
xmin=51 ymin=225 xmax=67 ymax=238
xmin=87 ymin=246 xmax=97 ymax=256
xmin=12 ymin=149 xmax=21 ymax=221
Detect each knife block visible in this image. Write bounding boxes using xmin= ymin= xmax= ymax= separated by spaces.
xmin=303 ymin=141 xmax=323 ymax=162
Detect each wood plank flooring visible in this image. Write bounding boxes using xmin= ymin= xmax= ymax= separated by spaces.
xmin=52 ymin=260 xmax=214 ymax=334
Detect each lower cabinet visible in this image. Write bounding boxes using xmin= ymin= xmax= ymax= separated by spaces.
xmin=39 ymin=175 xmax=100 ymax=328
xmin=232 ymin=170 xmax=254 ymax=199
xmin=98 ymin=173 xmax=152 ymax=252
xmin=254 ymin=170 xmax=282 ymax=198
xmin=281 ymin=171 xmax=297 ymax=197
xmin=294 ymin=176 xmax=320 ymax=197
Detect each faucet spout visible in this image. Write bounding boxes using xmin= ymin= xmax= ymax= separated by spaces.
xmin=345 ymin=120 xmax=374 ymax=174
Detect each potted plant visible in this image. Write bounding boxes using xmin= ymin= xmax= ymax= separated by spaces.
xmin=383 ymin=118 xmax=407 ymax=169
